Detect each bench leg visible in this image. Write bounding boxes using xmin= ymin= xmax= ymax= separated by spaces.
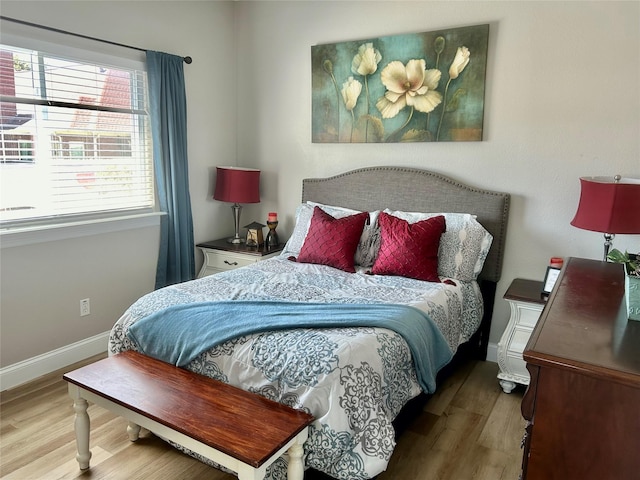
xmin=71 ymin=395 xmax=92 ymax=470
xmin=287 ymin=437 xmax=305 ymax=480
xmin=127 ymin=421 xmax=141 ymax=441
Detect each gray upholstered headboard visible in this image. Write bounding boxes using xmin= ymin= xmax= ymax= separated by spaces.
xmin=302 ymin=166 xmax=510 ymax=283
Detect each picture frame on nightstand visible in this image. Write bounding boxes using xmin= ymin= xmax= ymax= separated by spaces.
xmin=542 ymin=266 xmax=561 ymax=295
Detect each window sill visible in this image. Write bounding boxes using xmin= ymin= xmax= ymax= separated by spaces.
xmin=0 ymin=212 xmax=164 ymax=249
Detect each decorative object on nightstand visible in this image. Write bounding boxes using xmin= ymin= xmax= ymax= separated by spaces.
xmin=196 ymin=238 xmax=284 ymax=278
xmin=542 ymin=268 xmax=560 ymax=295
xmin=607 ymin=249 xmax=640 ymax=321
xmin=213 ymin=166 xmax=261 ymax=244
xmin=548 ymin=257 xmax=563 ymax=269
xmin=570 ymin=175 xmax=640 ymax=261
xmin=497 ymin=278 xmax=547 ymax=393
xmin=542 ymin=257 xmax=563 ymax=295
xmin=265 ymin=212 xmax=280 ymax=248
xmin=244 ymin=221 xmax=265 ymax=247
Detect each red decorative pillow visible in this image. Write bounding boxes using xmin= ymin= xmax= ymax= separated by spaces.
xmin=372 ymin=212 xmax=445 ymax=282
xmin=296 ymin=207 xmax=368 ymax=272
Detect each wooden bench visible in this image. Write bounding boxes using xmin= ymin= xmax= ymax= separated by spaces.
xmin=63 ymin=350 xmax=314 ymax=480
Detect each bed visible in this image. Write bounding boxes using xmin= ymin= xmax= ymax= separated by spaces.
xmin=108 ymin=166 xmax=510 ymax=480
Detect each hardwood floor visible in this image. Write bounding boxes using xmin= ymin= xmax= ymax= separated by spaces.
xmin=0 ymin=356 xmax=526 ymax=480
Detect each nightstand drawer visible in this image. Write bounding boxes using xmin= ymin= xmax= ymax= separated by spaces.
xmin=204 ymin=251 xmax=257 ymax=271
xmin=508 ymin=326 xmax=534 ymax=355
xmin=196 ymin=238 xmax=285 ymax=279
xmin=517 ymin=304 xmax=545 ymax=328
xmin=503 ymin=350 xmax=530 ymax=379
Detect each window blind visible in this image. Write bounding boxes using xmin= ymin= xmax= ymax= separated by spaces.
xmin=0 ymin=44 xmax=153 ymax=226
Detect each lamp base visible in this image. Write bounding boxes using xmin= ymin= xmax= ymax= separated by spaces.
xmin=603 ymin=232 xmax=615 ymax=262
xmin=227 ymin=203 xmax=244 ymax=245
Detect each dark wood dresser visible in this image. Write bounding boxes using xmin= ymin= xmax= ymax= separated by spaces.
xmin=521 ymin=257 xmax=640 ymax=480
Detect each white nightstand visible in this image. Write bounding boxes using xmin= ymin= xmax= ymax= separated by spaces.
xmin=497 ymin=278 xmax=547 ymax=393
xmin=196 ymin=238 xmax=284 ymax=278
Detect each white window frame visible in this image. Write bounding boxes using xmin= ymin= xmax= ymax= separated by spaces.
xmin=0 ymin=25 xmax=159 ymax=248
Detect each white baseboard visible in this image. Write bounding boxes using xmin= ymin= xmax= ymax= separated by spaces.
xmin=0 ymin=331 xmax=110 ymax=392
xmin=486 ymin=342 xmax=498 ymax=363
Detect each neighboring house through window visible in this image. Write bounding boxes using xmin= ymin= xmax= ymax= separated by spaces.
xmin=0 ymin=42 xmax=153 ymax=227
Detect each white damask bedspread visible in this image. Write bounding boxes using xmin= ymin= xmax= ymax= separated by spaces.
xmin=108 ymin=256 xmax=483 ymax=479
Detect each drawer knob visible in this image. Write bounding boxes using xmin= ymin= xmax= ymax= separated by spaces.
xmin=224 ymin=260 xmax=238 ymax=266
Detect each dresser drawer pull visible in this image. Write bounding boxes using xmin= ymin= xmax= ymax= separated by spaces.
xmin=224 ymin=260 xmax=238 ymax=266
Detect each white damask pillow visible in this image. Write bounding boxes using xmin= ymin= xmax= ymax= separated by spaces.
xmin=282 ymin=202 xmax=380 ymax=267
xmin=381 ymin=209 xmax=493 ymax=281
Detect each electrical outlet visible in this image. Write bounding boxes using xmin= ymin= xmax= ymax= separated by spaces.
xmin=80 ymin=298 xmax=91 ymax=317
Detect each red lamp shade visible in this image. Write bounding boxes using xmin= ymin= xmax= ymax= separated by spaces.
xmin=571 ymin=176 xmax=640 ymax=234
xmin=213 ymin=166 xmax=260 ymax=204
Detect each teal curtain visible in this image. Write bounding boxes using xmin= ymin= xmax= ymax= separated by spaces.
xmin=146 ymin=51 xmax=195 ymax=288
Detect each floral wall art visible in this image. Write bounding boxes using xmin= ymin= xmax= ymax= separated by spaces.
xmin=311 ymin=24 xmax=489 ymax=143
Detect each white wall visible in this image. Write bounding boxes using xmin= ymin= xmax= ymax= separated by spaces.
xmin=0 ymin=0 xmax=237 ymax=371
xmin=1 ymin=0 xmax=638 ymax=379
xmin=235 ymin=0 xmax=640 ymax=349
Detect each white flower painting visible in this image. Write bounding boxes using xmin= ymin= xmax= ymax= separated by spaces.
xmin=312 ymin=25 xmax=489 ymax=143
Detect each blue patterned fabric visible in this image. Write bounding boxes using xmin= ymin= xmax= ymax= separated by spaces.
xmin=127 ymin=301 xmax=453 ymax=392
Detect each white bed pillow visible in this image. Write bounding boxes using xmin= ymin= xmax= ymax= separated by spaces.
xmin=282 ymin=202 xmax=380 ymax=267
xmin=381 ymin=209 xmax=493 ymax=281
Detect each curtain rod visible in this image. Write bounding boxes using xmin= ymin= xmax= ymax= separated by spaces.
xmin=0 ymin=15 xmax=192 ymax=64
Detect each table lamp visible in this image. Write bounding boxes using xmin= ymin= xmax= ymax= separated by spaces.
xmin=213 ymin=166 xmax=260 ymax=244
xmin=570 ymin=175 xmax=640 ymax=261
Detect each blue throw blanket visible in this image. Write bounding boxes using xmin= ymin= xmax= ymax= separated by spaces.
xmin=126 ymin=301 xmax=453 ymax=393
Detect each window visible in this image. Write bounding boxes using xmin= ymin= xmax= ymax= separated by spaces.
xmin=0 ymin=44 xmax=153 ymax=227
